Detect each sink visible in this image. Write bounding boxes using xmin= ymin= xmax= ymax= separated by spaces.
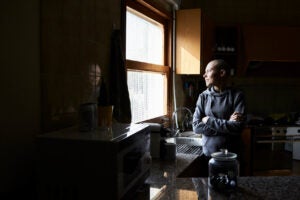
xmin=162 ymin=135 xmax=206 ymax=177
xmin=165 ymin=136 xmax=202 ymax=146
xmin=165 ymin=136 xmax=202 ymax=155
xmin=164 ymin=136 xmax=206 ymax=177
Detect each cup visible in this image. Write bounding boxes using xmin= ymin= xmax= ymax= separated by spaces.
xmin=164 ymin=142 xmax=177 ymax=161
xmin=98 ymin=105 xmax=114 ymax=128
xmin=79 ymin=102 xmax=97 ymax=132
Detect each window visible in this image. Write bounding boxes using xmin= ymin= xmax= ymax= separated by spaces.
xmin=127 ymin=71 xmax=166 ymax=122
xmin=126 ymin=2 xmax=171 ymax=123
xmin=126 ymin=7 xmax=164 ymax=65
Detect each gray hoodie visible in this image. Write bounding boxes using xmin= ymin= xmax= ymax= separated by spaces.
xmin=192 ymin=86 xmax=246 ymax=156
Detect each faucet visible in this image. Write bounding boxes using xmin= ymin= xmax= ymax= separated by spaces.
xmin=171 ymin=107 xmax=193 ymax=137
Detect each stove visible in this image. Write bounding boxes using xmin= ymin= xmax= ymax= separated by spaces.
xmin=286 ymin=127 xmax=300 ymax=160
xmin=251 ymin=126 xmax=293 ymax=174
xmin=271 ymin=126 xmax=287 ymax=151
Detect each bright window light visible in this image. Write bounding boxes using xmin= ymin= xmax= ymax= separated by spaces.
xmin=126 ymin=8 xmax=164 ymax=65
xmin=127 ymin=71 xmax=165 ymax=123
xmin=126 ymin=6 xmax=167 ymax=123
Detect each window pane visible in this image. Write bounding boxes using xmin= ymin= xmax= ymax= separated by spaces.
xmin=127 ymin=71 xmax=166 ymax=123
xmin=126 ymin=8 xmax=164 ymax=65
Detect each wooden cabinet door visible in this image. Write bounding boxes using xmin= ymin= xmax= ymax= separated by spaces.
xmin=243 ymin=25 xmax=300 ymax=65
xmin=176 ymin=9 xmax=201 ymax=74
xmin=176 ymin=9 xmax=215 ymax=75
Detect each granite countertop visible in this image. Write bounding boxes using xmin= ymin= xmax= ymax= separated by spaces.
xmin=146 ymin=153 xmax=300 ymax=200
xmin=146 ymin=153 xmax=199 ymax=199
xmin=193 ymin=176 xmax=300 ymax=200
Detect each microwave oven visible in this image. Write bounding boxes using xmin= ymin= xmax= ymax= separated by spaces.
xmin=36 ymin=123 xmax=151 ymax=200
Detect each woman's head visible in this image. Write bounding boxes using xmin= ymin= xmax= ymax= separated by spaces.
xmin=203 ymin=59 xmax=230 ymax=91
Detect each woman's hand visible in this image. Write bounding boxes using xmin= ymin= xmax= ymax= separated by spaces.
xmin=202 ymin=116 xmax=209 ymax=124
xmin=230 ymin=112 xmax=243 ymax=122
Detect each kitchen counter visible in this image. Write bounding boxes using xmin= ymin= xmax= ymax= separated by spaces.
xmin=146 ymin=153 xmax=199 ymax=199
xmin=146 ymin=153 xmax=300 ymax=200
xmin=193 ymin=176 xmax=300 ymax=200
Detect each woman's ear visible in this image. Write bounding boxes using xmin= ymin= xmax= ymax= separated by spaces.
xmin=219 ymin=69 xmax=226 ymax=77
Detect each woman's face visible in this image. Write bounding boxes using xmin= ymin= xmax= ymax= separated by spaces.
xmin=203 ymin=61 xmax=220 ymax=87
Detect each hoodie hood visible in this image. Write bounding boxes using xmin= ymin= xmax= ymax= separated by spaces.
xmin=204 ymin=86 xmax=231 ymax=97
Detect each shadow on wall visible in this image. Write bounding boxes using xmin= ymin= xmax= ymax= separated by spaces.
xmin=175 ymin=75 xmax=206 ymax=112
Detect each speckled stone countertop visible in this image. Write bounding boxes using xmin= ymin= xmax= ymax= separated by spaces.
xmin=145 ymin=153 xmax=199 ymax=199
xmin=146 ymin=153 xmax=300 ymax=200
xmin=193 ymin=176 xmax=300 ymax=200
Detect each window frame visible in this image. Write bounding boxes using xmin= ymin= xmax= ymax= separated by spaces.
xmin=123 ymin=0 xmax=172 ymax=123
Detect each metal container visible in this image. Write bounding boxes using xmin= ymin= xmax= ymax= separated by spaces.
xmin=208 ymin=149 xmax=239 ymax=192
xmin=79 ymin=102 xmax=97 ymax=132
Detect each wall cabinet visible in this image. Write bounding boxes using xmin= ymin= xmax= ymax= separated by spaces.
xmin=176 ymin=9 xmax=240 ymax=75
xmin=213 ymin=26 xmax=240 ymax=76
xmin=176 ymin=15 xmax=300 ymax=76
xmin=241 ymin=25 xmax=300 ymax=76
xmin=175 ymin=9 xmax=214 ymax=75
xmin=243 ymin=25 xmax=300 ymax=62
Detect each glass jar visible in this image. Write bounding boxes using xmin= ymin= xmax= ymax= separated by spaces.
xmin=208 ymin=149 xmax=239 ymax=192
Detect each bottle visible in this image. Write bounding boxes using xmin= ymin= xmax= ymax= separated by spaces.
xmin=97 ymin=77 xmax=113 ymax=128
xmin=79 ymin=102 xmax=97 ymax=132
xmin=97 ymin=77 xmax=108 ymax=106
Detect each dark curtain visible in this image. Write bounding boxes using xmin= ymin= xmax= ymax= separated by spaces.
xmin=109 ymin=30 xmax=132 ymax=123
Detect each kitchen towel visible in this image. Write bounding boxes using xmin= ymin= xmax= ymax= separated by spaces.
xmin=109 ymin=29 xmax=132 ymax=123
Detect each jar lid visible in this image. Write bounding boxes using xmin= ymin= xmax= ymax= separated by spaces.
xmin=211 ymin=149 xmax=237 ymax=161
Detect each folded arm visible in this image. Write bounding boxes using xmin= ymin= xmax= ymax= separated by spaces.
xmin=192 ymin=92 xmax=246 ymax=136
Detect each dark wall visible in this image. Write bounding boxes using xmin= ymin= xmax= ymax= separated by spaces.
xmin=0 ymin=0 xmax=121 ymax=198
xmin=40 ymin=0 xmax=121 ymax=132
xmin=0 ymin=0 xmax=40 ymax=198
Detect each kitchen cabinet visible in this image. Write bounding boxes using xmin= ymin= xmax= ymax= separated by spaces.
xmin=175 ymin=9 xmax=241 ymax=75
xmin=36 ymin=123 xmax=151 ymax=200
xmin=241 ymin=25 xmax=300 ymax=75
xmin=213 ymin=25 xmax=241 ymax=76
xmin=241 ymin=127 xmax=252 ymax=176
xmin=250 ymin=126 xmax=293 ymax=176
xmin=175 ymin=9 xmax=214 ymax=75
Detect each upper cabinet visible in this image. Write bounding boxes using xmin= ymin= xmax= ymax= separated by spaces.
xmin=175 ymin=9 xmax=240 ymax=75
xmin=175 ymin=9 xmax=214 ymax=75
xmin=213 ymin=26 xmax=240 ymax=76
xmin=176 ymin=10 xmax=300 ymax=77
xmin=240 ymin=25 xmax=300 ymax=76
xmin=243 ymin=25 xmax=300 ymax=62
